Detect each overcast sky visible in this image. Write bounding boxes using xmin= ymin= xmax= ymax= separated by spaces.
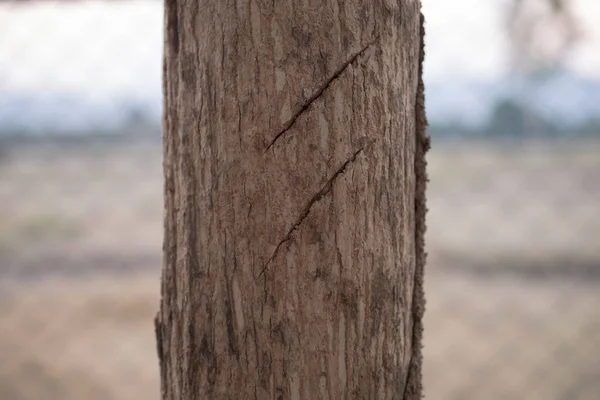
xmin=0 ymin=0 xmax=599 ymax=95
xmin=422 ymin=0 xmax=600 ymax=81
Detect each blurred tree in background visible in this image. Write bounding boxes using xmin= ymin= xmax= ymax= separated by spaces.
xmin=505 ymin=0 xmax=582 ymax=76
xmin=501 ymin=0 xmax=584 ymax=138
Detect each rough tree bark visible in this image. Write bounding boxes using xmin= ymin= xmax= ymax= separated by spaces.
xmin=156 ymin=0 xmax=429 ymax=399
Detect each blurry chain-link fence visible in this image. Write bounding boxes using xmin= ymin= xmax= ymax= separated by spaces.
xmin=1 ymin=1 xmax=599 ymax=400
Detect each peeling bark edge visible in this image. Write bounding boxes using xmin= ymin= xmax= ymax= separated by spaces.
xmin=157 ymin=1 xmax=176 ymax=399
xmin=403 ymin=10 xmax=430 ymax=400
xmin=155 ymin=313 xmax=167 ymax=399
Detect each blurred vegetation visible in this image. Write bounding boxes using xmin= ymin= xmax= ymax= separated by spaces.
xmin=430 ymin=99 xmax=600 ymax=140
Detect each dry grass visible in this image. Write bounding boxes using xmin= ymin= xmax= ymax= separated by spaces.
xmin=0 ymin=139 xmax=598 ymax=399
xmin=0 ymin=276 xmax=160 ymax=400
xmin=424 ymin=272 xmax=600 ymax=400
xmin=1 ymin=271 xmax=598 ymax=400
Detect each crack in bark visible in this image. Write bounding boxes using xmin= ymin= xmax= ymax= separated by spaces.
xmin=258 ymin=140 xmax=374 ymax=279
xmin=264 ymin=37 xmax=379 ymax=153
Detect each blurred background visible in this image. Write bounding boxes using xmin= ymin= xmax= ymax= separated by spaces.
xmin=0 ymin=0 xmax=598 ymax=399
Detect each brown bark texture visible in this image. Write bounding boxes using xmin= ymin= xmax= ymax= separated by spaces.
xmin=156 ymin=0 xmax=429 ymax=398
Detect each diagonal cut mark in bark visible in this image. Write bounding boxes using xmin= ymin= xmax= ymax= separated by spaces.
xmin=264 ymin=37 xmax=379 ymax=153
xmin=257 ymin=140 xmax=374 ymax=279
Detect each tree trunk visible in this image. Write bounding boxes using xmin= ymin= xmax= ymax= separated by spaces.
xmin=156 ymin=0 xmax=429 ymax=399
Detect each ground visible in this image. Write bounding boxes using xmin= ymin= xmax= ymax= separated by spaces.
xmin=0 ymin=138 xmax=598 ymax=399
